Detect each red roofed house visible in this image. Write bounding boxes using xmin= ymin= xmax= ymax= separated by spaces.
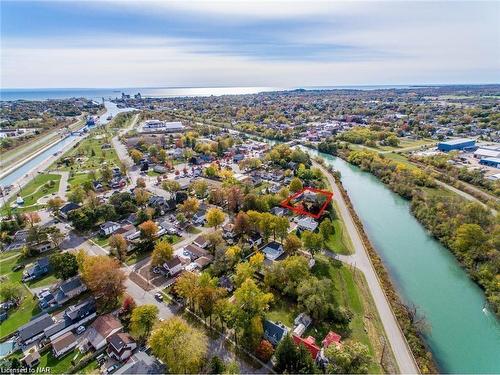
xmin=292 ymin=335 xmax=321 ymax=359
xmin=322 ymin=331 xmax=341 ymax=348
xmin=293 ymin=331 xmax=342 ymax=360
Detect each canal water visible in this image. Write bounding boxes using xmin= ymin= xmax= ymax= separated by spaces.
xmin=304 ymin=148 xmax=500 ymax=373
xmin=0 ymin=102 xmax=134 ymax=189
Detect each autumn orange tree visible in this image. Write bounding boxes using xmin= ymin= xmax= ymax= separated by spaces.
xmin=81 ymin=254 xmax=126 ymax=310
xmin=109 ymin=234 xmax=128 ymax=261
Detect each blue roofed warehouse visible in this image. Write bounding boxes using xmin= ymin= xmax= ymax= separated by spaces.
xmin=437 ymin=138 xmax=475 ymax=152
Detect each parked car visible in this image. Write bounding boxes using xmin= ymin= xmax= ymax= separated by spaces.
xmin=152 ymin=267 xmax=162 ymax=275
xmin=154 ymin=293 xmax=164 ymax=302
xmin=76 ymin=325 xmax=86 ymax=335
xmin=106 ymin=364 xmax=119 ymax=374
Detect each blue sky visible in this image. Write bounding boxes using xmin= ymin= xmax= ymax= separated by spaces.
xmin=1 ymin=1 xmax=499 ymax=88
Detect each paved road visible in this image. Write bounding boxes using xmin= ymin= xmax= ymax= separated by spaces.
xmin=314 ymin=161 xmax=419 ymax=374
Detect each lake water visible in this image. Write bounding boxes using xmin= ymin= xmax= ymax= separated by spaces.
xmin=0 ymin=85 xmax=427 ymax=101
xmin=305 ymin=148 xmax=500 ymax=373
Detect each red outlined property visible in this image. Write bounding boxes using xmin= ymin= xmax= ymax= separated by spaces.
xmin=280 ymin=187 xmax=333 ymax=219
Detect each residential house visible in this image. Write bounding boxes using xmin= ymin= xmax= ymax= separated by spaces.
xmin=51 ymin=331 xmax=78 ymax=358
xmin=271 ymin=206 xmax=287 ymax=217
xmin=22 ymin=257 xmax=51 ymax=282
xmin=80 ymin=314 xmax=123 ymax=351
xmin=99 ymin=221 xmax=121 ymax=237
xmin=22 ymin=351 xmax=41 ymax=368
xmin=222 ymin=223 xmax=237 ymax=241
xmin=183 ymin=244 xmax=210 ymax=260
xmin=17 ymin=313 xmax=55 ymax=346
xmin=107 ymin=332 xmax=137 ymax=362
xmin=193 ymin=234 xmax=209 ymax=248
xmin=115 ymin=351 xmax=165 ymax=374
xmin=44 ymin=298 xmax=97 ymax=341
xmin=192 ymin=208 xmax=207 ymax=225
xmin=296 ymin=216 xmax=319 ymax=232
xmin=263 ymin=320 xmax=288 ymax=346
xmin=48 ymin=276 xmax=87 ymax=307
xmin=261 ymin=241 xmax=285 ymax=261
xmin=59 ymin=202 xmax=80 ymax=220
xmin=163 ymin=256 xmax=183 ymax=276
xmin=248 ymin=233 xmax=263 ymax=248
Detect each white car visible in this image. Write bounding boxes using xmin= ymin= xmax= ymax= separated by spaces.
xmin=76 ymin=325 xmax=86 ymax=335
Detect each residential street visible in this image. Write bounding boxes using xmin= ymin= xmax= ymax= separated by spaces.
xmin=313 ymin=161 xmax=419 ymax=374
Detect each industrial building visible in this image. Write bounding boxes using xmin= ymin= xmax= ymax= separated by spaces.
xmin=139 ymin=120 xmax=185 ymax=134
xmin=437 ymin=138 xmax=476 ymax=152
xmin=479 ymin=157 xmax=500 ymax=169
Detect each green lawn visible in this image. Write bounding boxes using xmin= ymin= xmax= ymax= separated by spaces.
xmin=311 ymin=258 xmax=385 ymax=373
xmin=54 ymin=133 xmax=120 ymax=173
xmin=68 ymin=172 xmax=91 ymax=189
xmin=0 ymin=291 xmax=40 ymax=339
xmin=27 ymin=273 xmax=59 ymax=289
xmin=0 ymin=254 xmax=24 ymax=283
xmin=125 ymin=250 xmax=151 ymax=266
xmin=383 ymin=152 xmax=419 ymax=170
xmin=1 ymin=173 xmax=61 ymax=214
xmin=38 ymin=349 xmax=77 ymax=374
xmin=91 ymin=236 xmax=109 ymax=247
xmin=80 ymin=358 xmax=99 ymax=374
xmin=325 ymin=219 xmax=354 ymax=255
xmin=186 ymin=226 xmax=202 ymax=234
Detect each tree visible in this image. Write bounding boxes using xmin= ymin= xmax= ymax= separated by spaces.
xmin=136 ymin=177 xmax=146 ymax=188
xmin=130 ymin=304 xmax=159 ymax=343
xmin=205 ymin=230 xmax=224 ymax=251
xmin=109 ymin=234 xmax=128 ymax=261
xmin=297 ymin=276 xmax=334 ymax=321
xmin=264 ymin=255 xmax=310 ymax=297
xmin=319 ymin=218 xmax=335 ymax=242
xmin=68 ymin=186 xmax=86 ymax=203
xmin=324 ymin=341 xmax=371 ymax=374
xmin=191 ymin=180 xmax=209 ymax=198
xmin=209 ymin=356 xmax=225 ymax=374
xmin=24 ymin=212 xmax=40 ymax=228
xmin=206 ymin=208 xmax=225 ymax=229
xmin=255 ymin=340 xmax=274 ymax=362
xmin=134 ymin=188 xmax=149 ymax=207
xmin=453 ymin=223 xmax=487 ymax=254
xmin=180 ymin=197 xmax=200 ymax=219
xmin=50 ymin=252 xmax=78 ymax=279
xmin=0 ymin=282 xmax=24 ymax=303
xmin=151 ymin=240 xmax=173 ymax=266
xmin=47 ymin=196 xmax=65 ymax=212
xmin=234 ymin=211 xmax=250 ymax=236
xmin=130 ymin=149 xmax=143 ymax=164
xmin=196 ymin=273 xmax=227 ymax=326
xmin=162 ymin=180 xmax=181 ymax=193
xmin=174 ymin=272 xmax=199 ymax=309
xmin=274 ymin=216 xmax=290 ymax=242
xmin=149 ymin=317 xmax=208 ymax=374
xmin=100 ymin=165 xmax=113 ymax=184
xmin=301 ymin=230 xmax=323 ymax=255
xmin=225 ymin=186 xmax=243 ymax=213
xmin=139 ymin=220 xmax=158 ymax=243
xmin=284 ymin=234 xmax=302 ymax=255
xmin=224 ymin=361 xmax=240 ymax=374
xmin=81 ymin=254 xmax=126 ymax=309
xmin=274 ymin=335 xmax=316 ymax=374
xmin=289 ymin=177 xmax=303 ymax=193
xmin=233 ymin=279 xmax=273 ymax=347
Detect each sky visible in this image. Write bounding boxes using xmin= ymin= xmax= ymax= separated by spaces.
xmin=1 ymin=0 xmax=499 ymax=88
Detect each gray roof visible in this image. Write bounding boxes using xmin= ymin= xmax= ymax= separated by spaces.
xmin=18 ymin=313 xmax=54 ymax=342
xmin=115 ymin=352 xmax=165 ymax=375
xmin=59 ymin=276 xmax=84 ymax=294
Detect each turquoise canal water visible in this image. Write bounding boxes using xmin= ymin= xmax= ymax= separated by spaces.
xmin=305 ymin=148 xmax=500 ymax=373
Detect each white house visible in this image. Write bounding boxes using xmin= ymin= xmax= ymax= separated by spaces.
xmin=107 ymin=333 xmax=137 ymax=362
xmin=52 ymin=332 xmax=78 ymax=358
xmin=297 ymin=216 xmax=319 ymax=232
xmin=99 ymin=221 xmax=121 ymax=237
xmin=163 ymin=256 xmax=184 ymax=276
